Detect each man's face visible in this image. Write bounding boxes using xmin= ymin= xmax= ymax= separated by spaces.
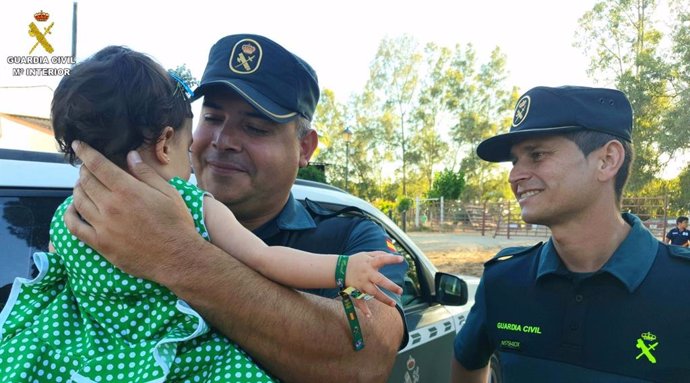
xmin=508 ymin=135 xmax=601 ymax=226
xmin=190 ymin=91 xmax=311 ymax=223
xmin=679 ymin=221 xmax=688 ymax=230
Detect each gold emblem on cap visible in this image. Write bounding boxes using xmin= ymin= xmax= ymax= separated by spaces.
xmin=229 ymin=39 xmax=262 ymax=74
xmin=241 ymin=43 xmax=256 ymax=55
xmin=512 ymin=95 xmax=531 ymax=127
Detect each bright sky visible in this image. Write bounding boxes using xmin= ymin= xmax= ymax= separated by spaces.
xmin=8 ymin=0 xmax=682 ymax=179
xmin=1 ymin=0 xmax=602 ymax=115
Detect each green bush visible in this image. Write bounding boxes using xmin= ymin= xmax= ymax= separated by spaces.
xmin=428 ymin=169 xmax=465 ymax=199
xmin=297 ymin=165 xmax=327 ymax=183
xmin=397 ymin=196 xmax=413 ymax=213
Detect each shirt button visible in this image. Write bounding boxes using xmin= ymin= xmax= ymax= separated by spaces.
xmin=575 ymin=294 xmax=584 ymax=303
xmin=570 ymin=322 xmax=579 ymax=331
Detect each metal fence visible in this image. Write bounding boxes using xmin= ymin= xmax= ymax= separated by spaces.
xmin=404 ymin=195 xmax=670 ymax=240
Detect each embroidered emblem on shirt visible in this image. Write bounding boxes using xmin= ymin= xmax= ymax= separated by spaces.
xmin=635 ymin=332 xmax=658 ymax=364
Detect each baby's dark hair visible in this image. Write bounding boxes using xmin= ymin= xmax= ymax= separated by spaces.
xmin=52 ymin=45 xmax=193 ymax=167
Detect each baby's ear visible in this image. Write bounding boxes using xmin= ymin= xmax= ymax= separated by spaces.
xmin=154 ymin=126 xmax=176 ymax=164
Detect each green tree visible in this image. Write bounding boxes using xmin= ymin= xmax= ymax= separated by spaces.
xmin=428 ymin=169 xmax=465 ymax=199
xmin=310 ymin=89 xmax=348 ymax=187
xmin=346 ymin=90 xmax=392 ymax=200
xmin=575 ymin=0 xmax=673 ymax=192
xmin=443 ymin=44 xmax=517 ymax=202
xmin=364 ymin=35 xmax=422 ymax=197
xmin=663 ymin=1 xmax=690 ymax=158
xmin=318 ymin=36 xmax=518 ymax=206
xmin=409 ymin=43 xmax=451 ymax=191
xmin=674 ymin=165 xmax=690 ymax=213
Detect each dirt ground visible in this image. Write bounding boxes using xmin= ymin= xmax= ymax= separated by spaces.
xmin=407 ymin=232 xmax=545 ymax=277
xmin=424 ymin=249 xmax=495 ymax=277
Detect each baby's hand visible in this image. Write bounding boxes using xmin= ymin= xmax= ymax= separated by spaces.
xmin=344 ymin=251 xmax=404 ymax=314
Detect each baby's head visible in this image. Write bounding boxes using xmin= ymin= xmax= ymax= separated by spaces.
xmin=52 ymin=45 xmax=194 ymax=180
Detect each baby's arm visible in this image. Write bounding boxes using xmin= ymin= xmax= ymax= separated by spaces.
xmin=203 ymin=196 xmax=403 ymax=305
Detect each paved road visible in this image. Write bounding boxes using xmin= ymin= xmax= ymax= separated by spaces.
xmin=407 ymin=231 xmax=546 ymax=253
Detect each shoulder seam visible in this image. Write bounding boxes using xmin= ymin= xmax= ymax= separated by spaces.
xmin=663 ymin=242 xmax=690 ymax=260
xmin=485 ymin=242 xmax=543 ymax=267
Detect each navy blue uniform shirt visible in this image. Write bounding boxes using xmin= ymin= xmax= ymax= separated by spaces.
xmin=253 ymin=193 xmax=409 ymax=348
xmin=665 ymin=227 xmax=689 ymax=246
xmin=454 ymin=213 xmax=690 ymax=382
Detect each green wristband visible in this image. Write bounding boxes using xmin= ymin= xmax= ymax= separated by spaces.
xmin=339 ymin=290 xmax=365 ymax=351
xmin=335 ymin=254 xmax=348 ymax=290
xmin=335 ymin=255 xmax=364 ymax=350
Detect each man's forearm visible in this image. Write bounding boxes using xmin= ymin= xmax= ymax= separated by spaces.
xmin=163 ymin=240 xmax=403 ymax=382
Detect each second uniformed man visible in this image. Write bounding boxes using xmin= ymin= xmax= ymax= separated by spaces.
xmin=452 ymin=86 xmax=690 ymax=382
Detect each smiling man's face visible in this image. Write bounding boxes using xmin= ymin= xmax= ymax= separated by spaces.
xmin=508 ymin=135 xmax=601 ymax=227
xmin=190 ymin=91 xmax=308 ymax=225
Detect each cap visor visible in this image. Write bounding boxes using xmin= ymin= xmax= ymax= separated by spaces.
xmin=192 ymin=80 xmax=298 ymax=123
xmin=476 ymin=126 xmax=583 ymax=162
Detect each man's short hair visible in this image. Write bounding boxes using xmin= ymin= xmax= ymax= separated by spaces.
xmin=561 ymin=130 xmax=634 ymax=203
xmin=296 ymin=116 xmax=313 ymax=139
xmin=677 ymin=216 xmax=689 ymax=225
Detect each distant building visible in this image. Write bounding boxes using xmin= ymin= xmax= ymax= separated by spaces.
xmin=0 ymin=113 xmax=56 ymax=153
xmin=0 ymin=86 xmax=56 ymax=152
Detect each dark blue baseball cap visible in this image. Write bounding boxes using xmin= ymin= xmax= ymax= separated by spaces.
xmin=192 ymin=34 xmax=320 ymax=123
xmin=476 ymin=86 xmax=633 ymax=162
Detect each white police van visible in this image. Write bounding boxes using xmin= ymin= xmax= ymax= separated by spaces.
xmin=0 ymin=148 xmax=480 ymax=382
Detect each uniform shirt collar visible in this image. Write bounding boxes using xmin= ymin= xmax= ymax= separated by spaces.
xmin=253 ymin=193 xmax=316 ymax=238
xmin=536 ymin=213 xmax=658 ymax=292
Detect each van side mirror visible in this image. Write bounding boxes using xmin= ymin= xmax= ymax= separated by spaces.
xmin=435 ymin=272 xmax=468 ymax=306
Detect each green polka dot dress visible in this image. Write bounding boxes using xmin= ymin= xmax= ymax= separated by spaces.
xmin=0 ymin=177 xmax=276 ymax=383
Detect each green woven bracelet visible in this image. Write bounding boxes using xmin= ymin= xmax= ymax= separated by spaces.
xmin=335 ymin=255 xmax=365 ymax=350
xmin=339 ymin=291 xmax=365 ymax=351
xmin=335 ymin=254 xmax=348 ymax=290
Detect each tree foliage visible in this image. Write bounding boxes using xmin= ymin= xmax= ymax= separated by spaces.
xmin=674 ymin=164 xmax=690 ymax=213
xmin=310 ymin=89 xmax=348 ymax=187
xmin=310 ymin=37 xmax=522 ymax=207
xmin=409 ymin=43 xmax=451 ymax=191
xmin=664 ymin=0 xmax=690 ymax=158
xmin=297 ymin=165 xmax=327 ymax=183
xmin=428 ymin=169 xmax=465 ymax=199
xmin=575 ymin=0 xmax=676 ymax=192
xmin=365 ymin=35 xmax=422 ymax=196
xmin=305 ymin=3 xmax=690 ymax=219
xmin=443 ymin=46 xmax=517 ymax=201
